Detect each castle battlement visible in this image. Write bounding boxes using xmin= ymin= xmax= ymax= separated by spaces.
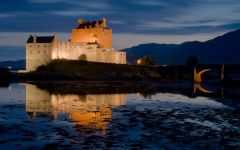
xmin=77 ymin=18 xmax=107 ymax=28
xmin=26 ymin=18 xmax=126 ymax=71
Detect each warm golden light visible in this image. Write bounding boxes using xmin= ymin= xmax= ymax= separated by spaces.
xmin=194 ymin=83 xmax=213 ymax=94
xmin=194 ymin=68 xmax=211 ymax=83
xmin=71 ymin=18 xmax=112 ymax=48
xmin=26 ymin=84 xmax=126 ymax=133
xmin=70 ymin=107 xmax=111 ymax=132
xmin=26 ymin=18 xmax=127 ymax=71
xmin=137 ymin=59 xmax=142 ymax=65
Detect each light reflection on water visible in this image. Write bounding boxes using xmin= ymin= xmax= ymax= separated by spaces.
xmin=26 ymin=84 xmax=126 ymax=134
xmin=0 ymin=83 xmax=239 ymax=149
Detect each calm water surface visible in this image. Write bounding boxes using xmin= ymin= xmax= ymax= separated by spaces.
xmin=0 ymin=83 xmax=239 ymax=149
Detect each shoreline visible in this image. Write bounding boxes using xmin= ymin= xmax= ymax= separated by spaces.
xmin=0 ymin=60 xmax=239 ymax=86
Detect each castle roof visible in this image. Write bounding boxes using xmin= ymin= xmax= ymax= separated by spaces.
xmin=27 ymin=36 xmax=55 ymax=43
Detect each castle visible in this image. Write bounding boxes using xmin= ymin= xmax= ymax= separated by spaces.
xmin=26 ymin=18 xmax=127 ymax=71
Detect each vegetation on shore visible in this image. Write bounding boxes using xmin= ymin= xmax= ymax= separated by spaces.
xmin=1 ymin=59 xmax=240 ymax=83
xmin=33 ymin=60 xmax=162 ymax=80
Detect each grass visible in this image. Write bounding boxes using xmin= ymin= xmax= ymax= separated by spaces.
xmin=33 ymin=60 xmax=162 ymax=81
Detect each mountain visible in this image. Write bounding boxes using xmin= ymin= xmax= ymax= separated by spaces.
xmin=0 ymin=60 xmax=25 ymax=70
xmin=125 ymin=29 xmax=240 ymax=64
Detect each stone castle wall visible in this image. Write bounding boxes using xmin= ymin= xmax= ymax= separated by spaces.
xmin=52 ymin=42 xmax=126 ymax=64
xmin=26 ymin=43 xmax=52 ymax=71
xmin=26 ymin=41 xmax=126 ymax=72
xmin=71 ymin=28 xmax=112 ymax=48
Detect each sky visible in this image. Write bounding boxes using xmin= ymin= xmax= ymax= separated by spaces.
xmin=0 ymin=0 xmax=240 ymax=60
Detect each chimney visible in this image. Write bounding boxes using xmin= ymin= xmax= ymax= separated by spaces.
xmin=96 ymin=21 xmax=99 ymax=27
xmin=33 ymin=35 xmax=37 ymax=43
xmin=102 ymin=18 xmax=107 ymax=27
xmin=53 ymin=34 xmax=58 ymax=43
xmin=78 ymin=19 xmax=85 ymax=25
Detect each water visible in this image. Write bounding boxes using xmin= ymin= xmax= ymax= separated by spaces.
xmin=0 ymin=82 xmax=239 ymax=149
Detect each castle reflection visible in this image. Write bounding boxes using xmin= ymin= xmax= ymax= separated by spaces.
xmin=26 ymin=84 xmax=126 ymax=133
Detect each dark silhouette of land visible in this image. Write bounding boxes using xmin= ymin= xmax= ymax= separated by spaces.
xmin=125 ymin=29 xmax=240 ymax=64
xmin=0 ymin=60 xmax=240 ymax=87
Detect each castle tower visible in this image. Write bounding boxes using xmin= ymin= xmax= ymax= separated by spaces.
xmin=70 ymin=18 xmax=112 ymax=48
xmin=26 ymin=35 xmax=57 ymax=71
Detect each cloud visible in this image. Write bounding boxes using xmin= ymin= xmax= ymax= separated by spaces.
xmin=69 ymin=1 xmax=113 ymax=10
xmin=133 ymin=0 xmax=170 ymax=6
xmin=109 ymin=20 xmax=126 ymax=25
xmin=0 ymin=32 xmax=70 ymax=46
xmin=39 ymin=1 xmax=114 ymax=17
xmin=0 ymin=0 xmax=240 ymax=48
xmin=0 ymin=14 xmax=16 ymax=18
xmin=28 ymin=0 xmax=69 ymax=3
xmin=51 ymin=9 xmax=110 ymax=16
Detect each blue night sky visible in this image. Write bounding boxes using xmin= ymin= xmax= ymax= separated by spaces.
xmin=0 ymin=0 xmax=240 ymax=60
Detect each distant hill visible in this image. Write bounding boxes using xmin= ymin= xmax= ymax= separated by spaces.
xmin=0 ymin=60 xmax=25 ymax=70
xmin=125 ymin=29 xmax=240 ymax=64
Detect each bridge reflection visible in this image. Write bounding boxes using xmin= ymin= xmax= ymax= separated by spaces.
xmin=194 ymin=83 xmax=213 ymax=94
xmin=26 ymin=84 xmax=126 ymax=133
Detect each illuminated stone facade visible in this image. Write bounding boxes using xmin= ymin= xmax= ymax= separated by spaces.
xmin=26 ymin=18 xmax=126 ymax=71
xmin=26 ymin=84 xmax=126 ymax=131
xmin=71 ymin=18 xmax=112 ymax=48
